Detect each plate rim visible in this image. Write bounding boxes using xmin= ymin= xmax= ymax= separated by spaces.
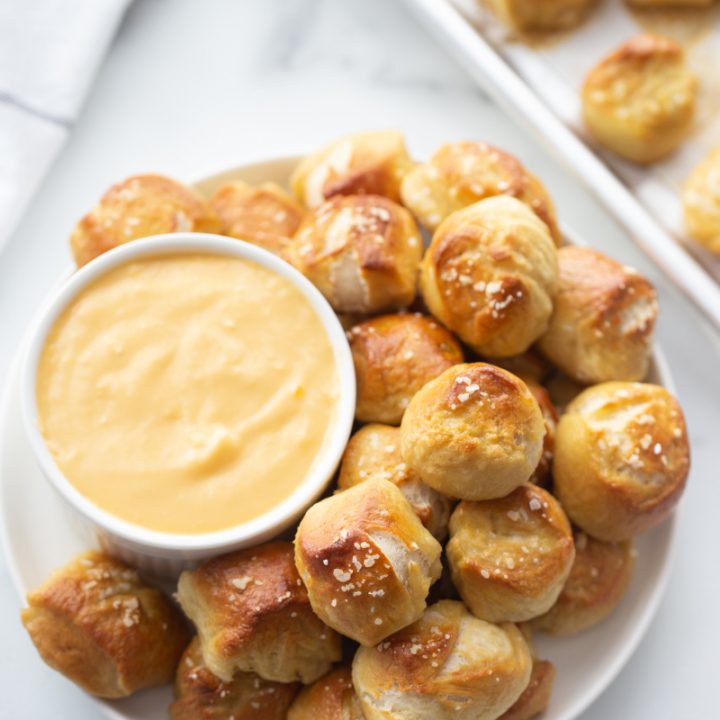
xmin=0 ymin=155 xmax=681 ymax=720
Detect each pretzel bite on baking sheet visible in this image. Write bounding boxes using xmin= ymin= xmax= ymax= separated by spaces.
xmin=485 ymin=0 xmax=598 ymax=32
xmin=581 ymin=34 xmax=697 ymax=164
xmin=683 ymin=145 xmax=720 ymax=254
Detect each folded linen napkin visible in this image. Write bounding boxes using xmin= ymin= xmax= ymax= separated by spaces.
xmin=0 ymin=0 xmax=132 ymax=252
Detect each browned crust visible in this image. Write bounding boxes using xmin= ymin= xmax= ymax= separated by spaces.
xmin=499 ymin=659 xmax=556 ymax=720
xmin=533 ymin=532 xmax=635 ymax=635
xmin=210 ymin=180 xmax=304 ymax=255
xmin=352 ymin=600 xmax=532 ymax=718
xmin=292 ymin=195 xmax=414 ymax=269
xmin=287 ymin=194 xmax=422 ymax=313
xmin=337 ymin=423 xmax=454 ymax=539
xmin=493 ymin=350 xmax=553 ymax=384
xmin=294 ymin=478 xmax=442 ymax=646
xmin=170 ymin=637 xmax=299 ymax=720
xmin=70 ymin=174 xmax=220 ymax=266
xmin=21 ymin=551 xmax=189 ymax=698
xmin=538 ymin=247 xmax=657 ymax=383
xmin=581 ymin=34 xmax=696 ymax=163
xmin=290 ymin=130 xmax=413 ymax=206
xmin=442 ymin=362 xmax=528 ymax=411
xmin=590 ymin=34 xmax=683 ymax=70
xmin=443 ymin=142 xmax=528 ymax=199
xmin=523 ymin=378 xmax=559 ymax=487
xmin=486 ymin=0 xmax=597 ymax=32
xmin=683 ymin=145 xmax=720 ymax=254
xmin=348 ymin=313 xmax=464 ymax=424
xmin=183 ymin=543 xmax=308 ymax=651
xmin=371 ymin=605 xmax=460 ymax=682
xmin=177 ymin=542 xmax=340 ymax=682
xmin=419 ymin=197 xmax=557 ymax=358
xmin=287 ymin=666 xmax=363 ymax=720
xmin=447 ymin=485 xmax=575 ymax=622
xmin=429 ymin=230 xmax=535 ymax=344
xmin=401 ymin=141 xmax=560 ymax=241
xmin=324 ymin=164 xmax=397 ymax=201
xmin=400 ymin=362 xmax=546 ymax=501
xmin=562 ymin=247 xmax=657 ymax=337
xmin=553 ymin=382 xmax=690 ymax=541
xmin=339 ymin=424 xmax=413 ymax=489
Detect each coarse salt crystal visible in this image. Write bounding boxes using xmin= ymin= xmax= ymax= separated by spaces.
xmin=231 ymin=576 xmax=252 ymax=591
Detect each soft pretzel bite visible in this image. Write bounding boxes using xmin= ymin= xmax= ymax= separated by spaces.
xmin=288 ymin=194 xmax=422 ymax=314
xmin=170 ymin=637 xmax=298 ymax=720
xmin=420 ymin=196 xmax=558 ymax=358
xmin=348 ymin=313 xmax=463 ymax=424
xmin=338 ymin=424 xmax=454 ymax=540
xmin=534 ymin=531 xmax=635 ymax=635
xmin=581 ymin=34 xmax=696 ymax=164
xmin=400 ymin=363 xmax=546 ymax=501
xmin=553 ymin=382 xmax=690 ymax=541
xmin=291 ymin=130 xmax=414 ymax=207
xmin=294 ymin=478 xmax=442 ymax=646
xmin=176 ymin=542 xmax=341 ymax=683
xmin=400 ymin=142 xmax=559 ymax=241
xmin=352 ymin=600 xmax=532 ymax=720
xmin=70 ymin=174 xmax=219 ymax=266
xmin=447 ymin=485 xmax=575 ymax=622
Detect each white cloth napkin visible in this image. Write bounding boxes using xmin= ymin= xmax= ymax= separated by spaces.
xmin=0 ymin=0 xmax=132 ymax=252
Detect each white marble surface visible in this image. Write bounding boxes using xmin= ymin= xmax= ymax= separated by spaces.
xmin=0 ymin=1 xmax=718 ymax=717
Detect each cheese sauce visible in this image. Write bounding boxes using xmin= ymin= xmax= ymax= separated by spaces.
xmin=37 ymin=253 xmax=339 ymax=534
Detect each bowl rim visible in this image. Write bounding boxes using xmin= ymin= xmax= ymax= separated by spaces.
xmin=20 ymin=232 xmax=356 ymax=554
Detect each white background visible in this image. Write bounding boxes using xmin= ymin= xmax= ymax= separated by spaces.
xmin=1 ymin=1 xmax=718 ymax=717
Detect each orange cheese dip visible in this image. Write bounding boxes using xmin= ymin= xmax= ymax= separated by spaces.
xmin=36 ymin=254 xmax=340 ymax=534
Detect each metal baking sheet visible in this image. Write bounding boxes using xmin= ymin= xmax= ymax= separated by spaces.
xmin=403 ymin=0 xmax=720 ymax=329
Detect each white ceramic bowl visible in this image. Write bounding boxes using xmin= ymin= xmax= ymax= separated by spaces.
xmin=20 ymin=233 xmax=356 ymax=576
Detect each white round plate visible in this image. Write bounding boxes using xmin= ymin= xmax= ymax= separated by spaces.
xmin=0 ymin=157 xmax=678 ymax=720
